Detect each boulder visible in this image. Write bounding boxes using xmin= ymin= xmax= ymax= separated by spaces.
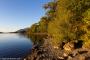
xmin=63 ymin=42 xmax=74 ymax=53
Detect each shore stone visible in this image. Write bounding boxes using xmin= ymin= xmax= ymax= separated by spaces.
xmin=63 ymin=42 xmax=74 ymax=52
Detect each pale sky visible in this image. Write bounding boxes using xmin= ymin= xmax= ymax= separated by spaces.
xmin=0 ymin=0 xmax=51 ymax=32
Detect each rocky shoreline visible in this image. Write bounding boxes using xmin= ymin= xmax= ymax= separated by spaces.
xmin=25 ymin=40 xmax=90 ymax=60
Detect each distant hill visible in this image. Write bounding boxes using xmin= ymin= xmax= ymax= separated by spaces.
xmin=15 ymin=28 xmax=28 ymax=33
xmin=0 ymin=32 xmax=3 ymax=33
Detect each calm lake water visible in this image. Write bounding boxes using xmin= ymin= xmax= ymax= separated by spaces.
xmin=0 ymin=33 xmax=33 ymax=58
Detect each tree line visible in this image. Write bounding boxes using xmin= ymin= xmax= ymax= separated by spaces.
xmin=26 ymin=0 xmax=90 ymax=48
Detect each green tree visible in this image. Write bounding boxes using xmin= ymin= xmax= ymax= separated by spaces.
xmin=26 ymin=23 xmax=39 ymax=35
xmin=38 ymin=17 xmax=49 ymax=33
xmin=48 ymin=0 xmax=90 ymax=47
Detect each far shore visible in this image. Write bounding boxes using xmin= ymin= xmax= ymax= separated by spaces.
xmin=0 ymin=32 xmax=19 ymax=34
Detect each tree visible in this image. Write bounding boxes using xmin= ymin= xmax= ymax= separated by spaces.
xmin=48 ymin=0 xmax=90 ymax=47
xmin=26 ymin=23 xmax=39 ymax=35
xmin=38 ymin=17 xmax=49 ymax=33
xmin=44 ymin=2 xmax=56 ymax=10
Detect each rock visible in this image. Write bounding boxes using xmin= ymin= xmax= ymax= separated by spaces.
xmin=63 ymin=42 xmax=75 ymax=58
xmin=53 ymin=46 xmax=59 ymax=49
xmin=63 ymin=53 xmax=68 ymax=57
xmin=67 ymin=56 xmax=73 ymax=60
xmin=63 ymin=42 xmax=74 ymax=52
xmin=25 ymin=41 xmax=90 ymax=60
xmin=72 ymin=49 xmax=78 ymax=57
xmin=58 ymin=56 xmax=64 ymax=60
xmin=79 ymin=55 xmax=85 ymax=60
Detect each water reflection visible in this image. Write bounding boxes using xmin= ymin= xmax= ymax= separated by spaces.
xmin=27 ymin=34 xmax=47 ymax=45
xmin=0 ymin=33 xmax=33 ymax=58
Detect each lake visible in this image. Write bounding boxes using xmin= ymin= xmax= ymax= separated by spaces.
xmin=0 ymin=33 xmax=33 ymax=58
